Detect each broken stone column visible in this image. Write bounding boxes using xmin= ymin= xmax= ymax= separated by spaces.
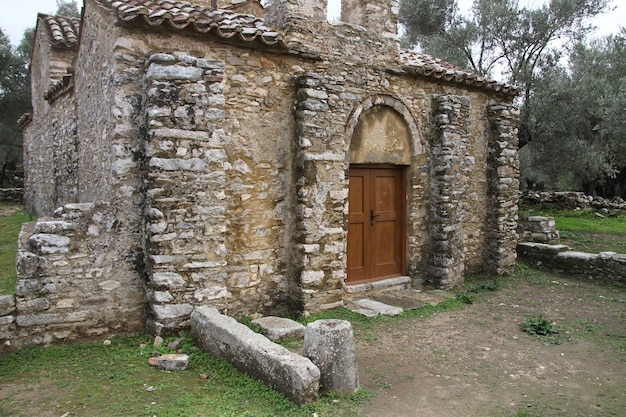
xmin=303 ymin=319 xmax=359 ymax=395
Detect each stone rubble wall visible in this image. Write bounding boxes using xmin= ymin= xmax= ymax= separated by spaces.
xmin=0 ymin=188 xmax=23 ymax=203
xmin=428 ymin=95 xmax=471 ymax=288
xmin=0 ymin=203 xmax=146 ymax=354
xmin=23 ymin=25 xmax=79 ymax=217
xmin=521 ymin=191 xmax=626 ymax=213
xmin=131 ymin=32 xmax=303 ymax=330
xmin=486 ymin=102 xmax=520 ymax=275
xmin=341 ymin=0 xmax=399 ymax=40
xmin=517 ymin=242 xmax=626 ymax=285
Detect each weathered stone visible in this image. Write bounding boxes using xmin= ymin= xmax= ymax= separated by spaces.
xmin=303 ymin=319 xmax=359 ymax=395
xmin=152 ymin=304 xmax=193 ymax=320
xmin=353 ymin=299 xmax=403 ymax=316
xmin=0 ymin=295 xmax=16 ymax=316
xmin=151 ymin=272 xmax=186 ymax=289
xmin=151 ymin=353 xmax=189 ymax=371
xmin=190 ymin=307 xmax=320 ymax=405
xmin=146 ymin=64 xmax=203 ymax=81
xmin=28 ymin=234 xmax=70 ymax=254
xmin=251 ymin=316 xmax=306 ymax=341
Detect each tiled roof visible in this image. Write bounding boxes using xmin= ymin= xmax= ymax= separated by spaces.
xmin=38 ymin=14 xmax=81 ymax=49
xmin=102 ymin=0 xmax=283 ymax=46
xmin=399 ymin=50 xmax=519 ymax=97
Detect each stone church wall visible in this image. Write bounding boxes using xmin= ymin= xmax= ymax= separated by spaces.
xmin=23 ymin=27 xmax=79 ymax=216
xmin=9 ymin=0 xmax=520 ymax=349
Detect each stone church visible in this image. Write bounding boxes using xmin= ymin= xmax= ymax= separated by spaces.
xmin=4 ymin=0 xmax=520 ymax=349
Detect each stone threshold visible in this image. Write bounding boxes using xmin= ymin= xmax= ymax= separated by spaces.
xmin=344 ymin=276 xmax=410 ymax=294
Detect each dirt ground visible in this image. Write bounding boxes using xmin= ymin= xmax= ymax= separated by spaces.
xmin=355 ymin=274 xmax=626 ymax=417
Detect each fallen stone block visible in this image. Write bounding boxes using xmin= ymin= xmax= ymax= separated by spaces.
xmin=251 ymin=316 xmax=305 ymax=341
xmin=148 ymin=353 xmax=189 ymax=371
xmin=190 ymin=307 xmax=320 ymax=405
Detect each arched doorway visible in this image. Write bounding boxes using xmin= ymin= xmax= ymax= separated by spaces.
xmin=346 ymin=103 xmax=412 ymax=284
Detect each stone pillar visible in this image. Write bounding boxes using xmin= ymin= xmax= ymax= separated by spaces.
xmin=487 ymin=101 xmax=520 ymax=275
xmin=143 ymin=53 xmax=230 ymax=334
xmin=341 ymin=0 xmax=399 ymax=40
xmin=303 ymin=319 xmax=359 ymax=395
xmin=428 ymin=95 xmax=470 ymax=288
xmin=294 ymin=73 xmax=347 ymax=313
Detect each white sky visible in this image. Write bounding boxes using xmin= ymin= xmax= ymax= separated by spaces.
xmin=1 ymin=0 xmax=624 ymax=46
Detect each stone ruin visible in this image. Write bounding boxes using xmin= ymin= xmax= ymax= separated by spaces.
xmin=1 ymin=0 xmax=520 ymax=353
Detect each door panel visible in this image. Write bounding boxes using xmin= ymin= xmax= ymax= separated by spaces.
xmin=347 ymin=167 xmax=405 ymax=284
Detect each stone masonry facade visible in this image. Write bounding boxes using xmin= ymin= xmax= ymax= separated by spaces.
xmin=3 ymin=0 xmax=520 ymax=353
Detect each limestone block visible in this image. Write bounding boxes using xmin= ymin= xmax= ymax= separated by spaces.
xmin=251 ymin=316 xmax=305 ymax=341
xmin=151 ymin=353 xmax=189 ymax=371
xmin=0 ymin=295 xmax=16 ymax=316
xmin=28 ymin=233 xmax=70 ymax=254
xmin=146 ymin=64 xmax=203 ymax=81
xmin=152 ymin=304 xmax=193 ymax=320
xmin=151 ymin=272 xmax=186 ymax=289
xmin=190 ymin=307 xmax=320 ymax=405
xmin=303 ymin=319 xmax=359 ymax=395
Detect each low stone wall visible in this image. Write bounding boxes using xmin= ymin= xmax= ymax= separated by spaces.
xmin=0 ymin=202 xmax=146 ymax=354
xmin=521 ymin=191 xmax=626 ymax=213
xmin=0 ymin=188 xmax=23 ymax=203
xmin=517 ymin=242 xmax=626 ymax=285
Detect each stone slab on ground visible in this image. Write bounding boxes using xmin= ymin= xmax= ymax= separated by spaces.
xmin=190 ymin=307 xmax=320 ymax=405
xmin=408 ymin=291 xmax=450 ymax=306
xmin=428 ymin=289 xmax=456 ymax=299
xmin=349 ymin=307 xmax=379 ymax=318
xmin=251 ymin=316 xmax=305 ymax=341
xmin=352 ymin=299 xmax=403 ymax=316
xmin=370 ymin=292 xmax=426 ymax=310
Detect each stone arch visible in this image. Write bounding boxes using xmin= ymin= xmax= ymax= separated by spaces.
xmin=345 ymin=95 xmax=423 ymax=164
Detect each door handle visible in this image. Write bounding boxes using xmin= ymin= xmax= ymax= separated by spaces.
xmin=370 ymin=209 xmax=379 ymax=225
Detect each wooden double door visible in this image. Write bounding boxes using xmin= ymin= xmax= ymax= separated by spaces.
xmin=347 ymin=166 xmax=406 ymax=284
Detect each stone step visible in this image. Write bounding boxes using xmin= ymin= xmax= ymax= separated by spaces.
xmin=350 ymin=298 xmax=404 ymax=317
xmin=348 ymin=289 xmax=457 ymax=317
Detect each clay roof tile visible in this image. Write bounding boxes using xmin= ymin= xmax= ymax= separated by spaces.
xmin=38 ymin=14 xmax=81 ymax=49
xmin=398 ymin=49 xmax=519 ymax=97
xmin=99 ymin=0 xmax=284 ymax=46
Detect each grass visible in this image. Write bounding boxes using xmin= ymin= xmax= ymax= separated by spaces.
xmin=0 ymin=289 xmax=472 ymax=417
xmin=0 ymin=335 xmax=371 ymax=417
xmin=0 ymin=203 xmax=34 ymax=294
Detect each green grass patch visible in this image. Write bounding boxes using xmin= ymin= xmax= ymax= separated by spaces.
xmin=0 ymin=204 xmax=34 ymax=294
xmin=521 ymin=208 xmax=626 ymax=253
xmin=0 ymin=335 xmax=372 ymax=417
xmin=523 ymin=208 xmax=626 ymax=234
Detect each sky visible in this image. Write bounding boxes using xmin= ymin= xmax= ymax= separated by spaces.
xmin=1 ymin=0 xmax=624 ymax=46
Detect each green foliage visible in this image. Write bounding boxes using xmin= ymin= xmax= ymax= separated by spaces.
xmin=55 ymin=0 xmax=81 ymax=18
xmin=0 ymin=204 xmax=34 ymax=294
xmin=0 ymin=29 xmax=31 ymax=184
xmin=521 ymin=314 xmax=559 ymax=337
xmin=522 ymin=30 xmax=626 ymax=197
